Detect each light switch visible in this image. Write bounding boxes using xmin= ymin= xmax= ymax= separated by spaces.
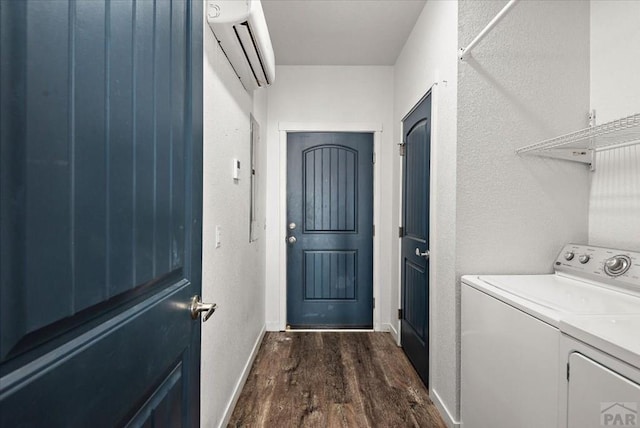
xmin=233 ymin=159 xmax=240 ymax=180
xmin=215 ymin=225 xmax=222 ymax=248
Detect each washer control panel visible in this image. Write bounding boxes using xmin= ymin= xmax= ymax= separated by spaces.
xmin=555 ymin=244 xmax=640 ymax=293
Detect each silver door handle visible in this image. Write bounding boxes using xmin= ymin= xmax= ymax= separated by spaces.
xmin=415 ymin=248 xmax=430 ymax=259
xmin=190 ymin=295 xmax=217 ymax=322
xmin=287 ymin=236 xmax=297 ymax=244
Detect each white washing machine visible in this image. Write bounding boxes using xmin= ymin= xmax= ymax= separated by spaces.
xmin=461 ymin=244 xmax=640 ymax=428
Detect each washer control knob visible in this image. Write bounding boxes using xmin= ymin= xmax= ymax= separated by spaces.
xmin=606 ymin=257 xmax=623 ymax=270
xmin=604 ymin=255 xmax=631 ymax=277
xmin=578 ymin=254 xmax=590 ymax=264
xmin=564 ymin=251 xmax=575 ymax=261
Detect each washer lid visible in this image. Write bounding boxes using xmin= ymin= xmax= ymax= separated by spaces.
xmin=462 ymin=274 xmax=640 ymax=327
xmin=561 ymin=315 xmax=640 ymax=368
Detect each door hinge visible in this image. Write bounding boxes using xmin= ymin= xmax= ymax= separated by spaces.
xmin=397 ymin=309 xmax=403 ymax=319
xmin=373 ymin=298 xmax=376 ymax=309
xmin=398 ymin=226 xmax=404 ymax=237
xmin=373 ymin=152 xmax=376 ymax=164
xmin=372 ymin=225 xmax=375 ymax=236
xmin=566 ymin=363 xmax=570 ymax=381
xmin=398 ymin=142 xmax=406 ymax=156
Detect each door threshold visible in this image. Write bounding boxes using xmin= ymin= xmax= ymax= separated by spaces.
xmin=285 ymin=328 xmax=374 ymax=333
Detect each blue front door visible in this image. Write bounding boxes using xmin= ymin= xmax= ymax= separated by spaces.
xmin=0 ymin=0 xmax=203 ymax=425
xmin=286 ymin=132 xmax=374 ymax=328
xmin=400 ymin=93 xmax=431 ymax=384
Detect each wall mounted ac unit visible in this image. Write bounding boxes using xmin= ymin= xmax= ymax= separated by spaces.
xmin=206 ymin=0 xmax=275 ymax=91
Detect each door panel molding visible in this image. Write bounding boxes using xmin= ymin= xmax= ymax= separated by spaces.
xmin=302 ymin=145 xmax=359 ymax=233
xmin=303 ymin=250 xmax=358 ymax=301
xmin=2 ymin=269 xmax=183 ymax=364
xmin=0 ymin=282 xmax=194 ymax=427
xmin=0 ymin=280 xmax=189 ymax=394
xmin=276 ymin=123 xmax=382 ymax=331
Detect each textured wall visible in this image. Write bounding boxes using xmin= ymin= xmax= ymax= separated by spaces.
xmin=392 ymin=0 xmax=458 ymax=425
xmin=264 ymin=66 xmax=394 ymax=331
xmin=201 ymin=19 xmax=267 ymax=428
xmin=590 ymin=0 xmax=640 ymax=125
xmin=457 ymin=0 xmax=590 ymax=424
xmin=589 ymin=0 xmax=640 ymax=251
xmin=589 ymin=147 xmax=640 ymax=251
xmin=458 ymin=0 xmax=590 ymax=276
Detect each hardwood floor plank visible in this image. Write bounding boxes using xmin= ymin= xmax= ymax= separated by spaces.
xmin=227 ymin=332 xmax=446 ymax=428
xmin=327 ymin=403 xmax=358 ymax=427
xmin=230 ymin=333 xmax=289 ymax=426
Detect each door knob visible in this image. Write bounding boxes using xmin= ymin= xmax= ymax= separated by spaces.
xmin=190 ymin=295 xmax=217 ymax=321
xmin=287 ymin=236 xmax=297 ymax=244
xmin=415 ymin=248 xmax=430 ymax=259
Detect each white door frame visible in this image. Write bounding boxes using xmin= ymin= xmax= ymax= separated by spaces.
xmin=277 ymin=122 xmax=383 ymax=331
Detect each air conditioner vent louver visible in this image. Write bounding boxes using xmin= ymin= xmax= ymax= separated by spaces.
xmin=233 ymin=22 xmax=269 ymax=86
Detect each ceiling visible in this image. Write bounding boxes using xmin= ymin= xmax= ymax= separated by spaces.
xmin=261 ymin=0 xmax=427 ymax=66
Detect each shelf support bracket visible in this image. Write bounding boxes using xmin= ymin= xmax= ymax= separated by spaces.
xmin=531 ymin=148 xmax=595 ymax=169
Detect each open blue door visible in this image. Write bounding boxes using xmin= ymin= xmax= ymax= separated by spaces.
xmin=400 ymin=93 xmax=431 ymax=384
xmin=286 ymin=132 xmax=374 ymax=328
xmin=0 ymin=0 xmax=203 ymax=426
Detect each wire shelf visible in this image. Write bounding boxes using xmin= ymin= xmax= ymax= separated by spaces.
xmin=516 ymin=113 xmax=640 ymax=155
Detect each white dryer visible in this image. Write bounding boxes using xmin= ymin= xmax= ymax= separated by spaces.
xmin=461 ymin=244 xmax=640 ymax=428
xmin=560 ymin=314 xmax=640 ymax=428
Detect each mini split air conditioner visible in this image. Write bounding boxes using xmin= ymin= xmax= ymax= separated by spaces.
xmin=206 ymin=0 xmax=275 ymax=91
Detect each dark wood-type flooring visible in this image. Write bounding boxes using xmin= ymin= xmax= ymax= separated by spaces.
xmin=228 ymin=332 xmax=446 ymax=428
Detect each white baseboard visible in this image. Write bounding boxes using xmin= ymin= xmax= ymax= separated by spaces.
xmin=286 ymin=329 xmax=374 ymax=332
xmin=430 ymin=387 xmax=460 ymax=428
xmin=218 ymin=324 xmax=266 ymax=428
xmin=383 ymin=322 xmax=399 ymax=344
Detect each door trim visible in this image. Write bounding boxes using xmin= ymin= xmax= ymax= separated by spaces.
xmin=277 ymin=122 xmax=382 ymax=331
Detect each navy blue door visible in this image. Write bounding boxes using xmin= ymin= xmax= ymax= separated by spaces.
xmin=400 ymin=94 xmax=431 ymax=384
xmin=0 ymin=0 xmax=203 ymax=426
xmin=286 ymin=133 xmax=373 ymax=328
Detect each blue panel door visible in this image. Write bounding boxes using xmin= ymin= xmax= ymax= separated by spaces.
xmin=286 ymin=133 xmax=373 ymax=328
xmin=0 ymin=0 xmax=203 ymax=426
xmin=400 ymin=93 xmax=431 ymax=384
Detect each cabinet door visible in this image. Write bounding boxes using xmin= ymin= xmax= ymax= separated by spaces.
xmin=568 ymin=352 xmax=640 ymax=428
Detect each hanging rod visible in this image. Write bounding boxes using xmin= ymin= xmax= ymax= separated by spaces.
xmin=459 ymin=0 xmax=520 ymax=61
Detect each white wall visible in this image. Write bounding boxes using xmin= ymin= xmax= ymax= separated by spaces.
xmin=201 ymin=18 xmax=267 ymax=428
xmin=392 ymin=0 xmax=458 ymax=425
xmin=456 ymin=0 xmax=590 ymax=424
xmin=590 ymin=0 xmax=640 ymax=125
xmin=264 ymin=66 xmax=394 ymax=331
xmin=589 ymin=0 xmax=640 ymax=251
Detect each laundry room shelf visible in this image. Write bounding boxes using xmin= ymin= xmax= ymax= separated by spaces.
xmin=516 ymin=113 xmax=640 ymax=170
